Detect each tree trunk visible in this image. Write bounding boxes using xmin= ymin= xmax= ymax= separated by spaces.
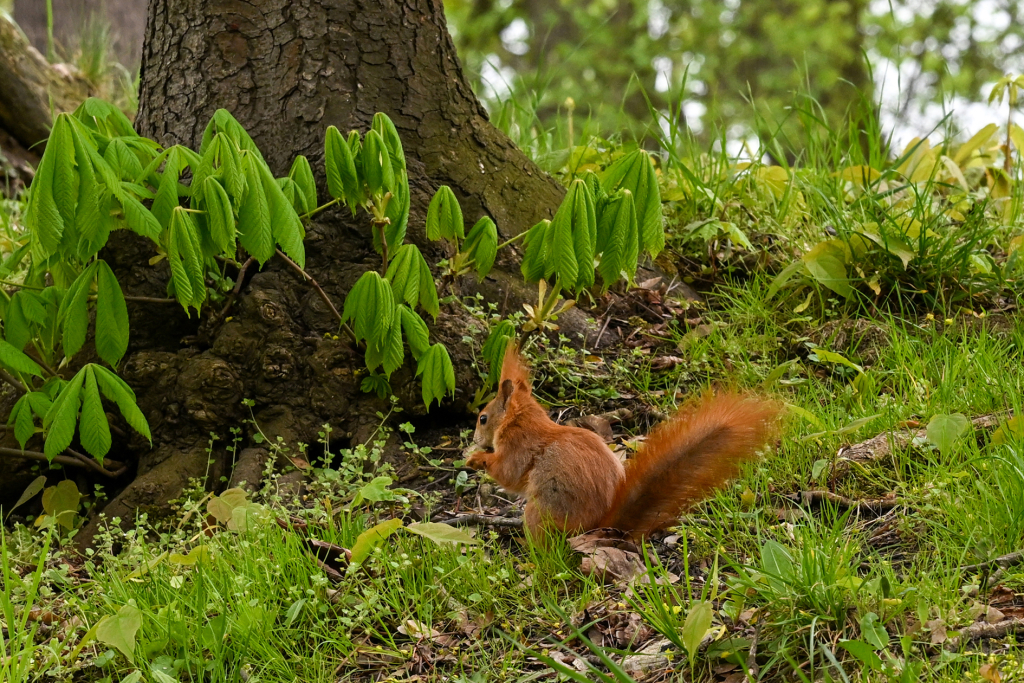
xmin=79 ymin=0 xmax=568 ymax=545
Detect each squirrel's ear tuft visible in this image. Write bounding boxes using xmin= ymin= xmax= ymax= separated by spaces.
xmin=499 ymin=378 xmax=515 ymax=405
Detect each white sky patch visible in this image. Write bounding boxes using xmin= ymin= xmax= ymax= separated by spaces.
xmin=501 ymin=18 xmax=529 ymax=56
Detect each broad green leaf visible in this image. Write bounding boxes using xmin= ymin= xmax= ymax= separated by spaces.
xmin=41 ymin=479 xmax=81 ymax=529
xmin=95 ymin=261 xmax=130 ymax=365
xmin=405 ymin=522 xmax=479 ymax=546
xmin=167 ymin=208 xmax=199 ymax=311
xmin=361 ymin=129 xmax=395 ymax=195
xmin=96 ymin=604 xmax=143 ymax=663
xmin=117 ymin=193 xmax=163 ymax=241
xmin=341 ymin=271 xmax=395 ymax=350
xmin=325 ymin=126 xmax=360 ymax=211
xmin=544 ymin=188 xmax=580 ymax=289
xmin=79 ymin=367 xmax=112 ymax=461
xmin=168 ymin=545 xmax=211 ymax=566
xmin=151 ymin=147 xmax=187 ymax=230
xmin=10 ymin=396 xmax=36 ymax=448
xmin=398 ymin=305 xmax=430 ymax=360
xmin=381 ymin=168 xmax=410 ymax=249
xmin=43 ymin=369 xmax=86 ymax=460
xmin=681 ymin=600 xmax=713 ymax=665
xmin=380 ymin=314 xmax=404 ymax=376
xmin=103 ymin=137 xmax=144 ymax=181
xmin=417 ymin=253 xmax=439 ymax=320
xmin=258 ymin=159 xmax=305 ymax=268
xmin=73 ymin=97 xmax=137 ymax=137
xmin=50 ymin=115 xmax=79 ymax=227
xmin=596 ymin=189 xmax=636 ymax=289
xmin=766 ymin=259 xmax=805 ymax=299
xmin=426 ymin=186 xmax=464 ymax=241
xmin=416 ymin=343 xmax=455 ymax=408
xmin=802 ymin=240 xmax=853 ymax=299
xmin=0 ymin=339 xmax=43 ymax=377
xmin=288 ymin=155 xmax=317 ymax=214
xmin=372 ymin=112 xmax=406 ymax=172
xmin=353 ymin=475 xmax=394 ymax=505
xmin=760 ymin=539 xmax=795 ymax=589
xmin=25 ymin=132 xmax=66 ymax=258
xmin=93 ymin=365 xmax=152 ymax=444
xmin=809 ymin=348 xmax=864 ymax=374
xmin=838 ymin=640 xmax=883 ymax=671
xmin=463 ymin=216 xmax=498 ymax=278
xmin=860 ymin=227 xmax=915 ymax=268
xmin=601 ymin=149 xmax=663 ymax=257
xmin=520 ymin=220 xmax=549 ymax=282
xmin=385 ymin=244 xmax=422 ymax=308
xmin=237 ymin=154 xmax=275 ymax=265
xmin=350 ymin=518 xmax=404 ymax=564
xmin=58 ymin=262 xmax=96 ymax=358
xmin=207 ymin=488 xmax=249 ymax=524
xmin=202 ymin=177 xmax=236 ymax=257
xmin=6 ymin=475 xmax=46 ymax=518
xmin=858 ymin=612 xmax=890 ymax=650
xmin=926 ymin=413 xmax=969 ymax=456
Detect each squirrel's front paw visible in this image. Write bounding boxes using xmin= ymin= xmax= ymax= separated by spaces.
xmin=465 ymin=449 xmax=490 ymax=471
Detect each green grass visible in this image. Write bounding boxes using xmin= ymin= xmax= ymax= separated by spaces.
xmin=4 ymin=283 xmax=1024 ymax=682
xmin=4 ymin=79 xmax=1024 ymax=682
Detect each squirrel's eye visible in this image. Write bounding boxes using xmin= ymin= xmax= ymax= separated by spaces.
xmin=479 ymin=414 xmax=488 ymax=425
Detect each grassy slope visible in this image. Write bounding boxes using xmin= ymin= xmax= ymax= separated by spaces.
xmin=4 ymin=102 xmax=1024 ymax=682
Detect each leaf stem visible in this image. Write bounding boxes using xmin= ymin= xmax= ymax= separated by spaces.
xmin=300 ymin=197 xmax=342 ymax=221
xmin=496 ymin=231 xmax=528 ymax=251
xmin=0 ymin=368 xmax=28 ymax=395
xmin=0 ymin=279 xmax=44 ymax=291
xmin=375 ymin=220 xmax=390 ymax=275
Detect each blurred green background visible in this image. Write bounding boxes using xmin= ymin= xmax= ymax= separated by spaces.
xmin=444 ymin=0 xmax=1024 ymax=149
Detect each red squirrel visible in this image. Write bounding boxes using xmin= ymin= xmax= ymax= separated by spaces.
xmin=466 ymin=344 xmax=779 ymax=541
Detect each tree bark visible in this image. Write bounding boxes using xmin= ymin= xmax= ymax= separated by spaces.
xmin=79 ymin=0 xmax=569 ymax=546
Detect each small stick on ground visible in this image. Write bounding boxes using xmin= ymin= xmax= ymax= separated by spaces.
xmin=961 ymin=549 xmax=1024 ymax=575
xmin=746 ymin=621 xmax=761 ymax=681
xmin=440 ymin=514 xmax=524 ymax=528
xmin=944 ymin=618 xmax=1024 ymax=651
xmin=789 ymin=490 xmax=901 ymax=515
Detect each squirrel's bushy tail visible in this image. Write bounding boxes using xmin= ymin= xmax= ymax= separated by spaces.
xmin=601 ymin=392 xmax=779 ymax=537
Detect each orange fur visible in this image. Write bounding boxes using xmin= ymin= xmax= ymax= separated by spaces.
xmin=469 ymin=345 xmax=780 ymax=540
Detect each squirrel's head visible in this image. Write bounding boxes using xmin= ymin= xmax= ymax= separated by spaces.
xmin=473 ymin=378 xmax=516 ymax=451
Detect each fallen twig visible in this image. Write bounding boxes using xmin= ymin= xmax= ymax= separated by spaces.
xmin=945 ymin=618 xmax=1024 ymax=650
xmin=439 ymin=514 xmax=524 ymax=528
xmin=788 ymin=490 xmax=901 ymax=515
xmin=961 ymin=549 xmax=1024 ymax=576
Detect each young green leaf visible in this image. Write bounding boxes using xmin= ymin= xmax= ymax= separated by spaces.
xmin=58 ymin=262 xmax=97 ymax=358
xmin=385 ymin=243 xmax=422 ymax=308
xmin=520 ymin=220 xmax=549 ymax=282
xmin=325 ymin=125 xmax=360 ymax=210
xmin=398 ymin=305 xmax=430 ymax=360
xmin=425 ymin=186 xmax=464 ymax=241
xmin=802 ymin=240 xmax=854 ymax=299
xmin=0 ymin=340 xmax=43 ymax=377
xmin=416 ymin=343 xmax=456 ymax=408
xmin=50 ymin=115 xmax=79 ymax=228
xmin=463 ymin=216 xmax=498 ymax=278
xmin=405 ymin=522 xmax=479 ymax=546
xmin=596 ymin=189 xmax=637 ymax=289
xmin=380 ymin=168 xmax=409 ymax=250
xmin=341 ymin=271 xmax=396 ymax=350
xmin=95 ymin=604 xmax=143 ymax=664
xmin=361 ymin=129 xmax=395 ymax=195
xmin=92 ymin=364 xmax=151 ymax=444
xmin=258 ymin=159 xmax=305 ymax=268
xmin=24 ymin=130 xmax=67 ymax=258
xmin=601 ymin=149 xmax=664 ymax=257
xmin=372 ymin=112 xmax=406 ymax=173
xmin=79 ymin=367 xmax=112 ymax=461
xmin=117 ymin=192 xmax=163 ymax=241
xmin=43 ymin=369 xmax=86 ymax=460
xmin=237 ymin=154 xmax=275 ymax=265
xmin=926 ymin=413 xmax=969 ymax=456
xmin=151 ymin=147 xmax=187 ymax=230
xmin=681 ymin=600 xmax=713 ymax=669
xmin=94 ymin=260 xmax=130 ymax=366
xmin=350 ymin=518 xmax=404 ymax=564
xmin=202 ymin=177 xmax=236 ymax=256
xmin=4 ymin=290 xmax=46 ymax=352
xmin=287 ymin=155 xmax=317 ymax=214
